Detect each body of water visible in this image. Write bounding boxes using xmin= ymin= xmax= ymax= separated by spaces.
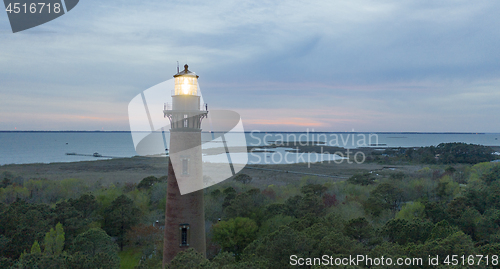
xmin=0 ymin=131 xmax=499 ymax=166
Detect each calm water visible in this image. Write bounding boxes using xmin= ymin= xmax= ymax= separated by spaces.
xmin=0 ymin=132 xmax=499 ymax=166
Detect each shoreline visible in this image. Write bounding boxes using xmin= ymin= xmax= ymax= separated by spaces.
xmin=1 ymin=130 xmax=499 ymax=134
xmin=1 ymin=144 xmax=498 ymax=187
xmin=2 ymin=144 xmax=499 ymax=167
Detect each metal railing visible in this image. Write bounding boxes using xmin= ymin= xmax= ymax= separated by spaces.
xmin=164 ymin=102 xmax=208 ymax=111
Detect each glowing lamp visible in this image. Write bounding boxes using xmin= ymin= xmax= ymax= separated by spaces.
xmin=174 ymin=64 xmax=198 ymax=95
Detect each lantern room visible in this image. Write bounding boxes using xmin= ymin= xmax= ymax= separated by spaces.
xmin=174 ymin=64 xmax=199 ymax=96
xmin=164 ymin=64 xmax=208 ymax=130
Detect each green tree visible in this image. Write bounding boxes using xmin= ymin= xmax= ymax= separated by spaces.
xmin=284 ymin=188 xmax=326 ymax=219
xmin=0 ymin=257 xmax=14 ymax=268
xmin=103 ymin=194 xmax=141 ymax=250
xmin=30 ymin=240 xmax=41 ymax=254
xmin=15 ymin=252 xmax=72 ymax=269
xmin=1 ymin=171 xmax=15 ymax=188
xmin=242 ymin=226 xmax=314 ymax=268
xmin=463 ymin=186 xmax=488 ymax=214
xmin=479 ymin=243 xmax=500 ymax=257
xmin=54 ymin=201 xmax=82 ymax=249
xmin=284 ymin=195 xmax=303 ymax=218
xmin=389 ymin=172 xmax=405 ymax=180
xmin=0 ymin=234 xmax=10 ymax=257
xmin=298 ymin=193 xmax=325 ymax=218
xmin=287 ymin=214 xmax=320 ymax=233
xmin=224 ymin=189 xmax=265 ymax=222
xmin=383 ymin=218 xmax=432 ymax=245
xmin=44 ymin=229 xmax=54 ymax=255
xmin=396 ymin=201 xmax=425 ymax=220
xmin=317 ymin=231 xmax=366 ymax=257
xmin=422 ymin=200 xmax=448 ymax=223
xmin=344 ymin=217 xmax=373 ymax=243
xmin=482 ymin=165 xmax=500 ymax=185
xmin=166 ymin=248 xmax=213 ymax=269
xmin=69 ymin=193 xmax=98 ymax=219
xmin=436 ymin=176 xmax=459 ymax=200
xmin=445 ymin=166 xmax=457 ymax=174
xmin=382 ymin=218 xmax=408 ymax=245
xmin=486 ymin=182 xmax=500 ymax=210
xmin=347 ymin=173 xmax=375 ymax=185
xmin=429 ymin=220 xmax=458 ymax=240
xmin=137 ymin=176 xmax=160 ymax=190
xmin=55 ymin=223 xmax=65 ymax=255
xmin=257 ymin=214 xmax=295 ymax=238
xmin=0 ymin=200 xmax=53 ymax=259
xmin=365 ymin=183 xmax=403 ymax=216
xmin=262 ymin=203 xmax=287 ymax=218
xmin=368 ymin=242 xmax=404 ymax=268
xmin=446 ymin=196 xmax=469 ymax=221
xmin=71 ymin=228 xmax=120 ymax=269
xmin=475 ymin=209 xmax=500 ymax=241
xmin=212 ymin=217 xmax=258 ymax=255
xmin=44 ymin=223 xmax=65 ymax=255
xmin=211 ymin=251 xmax=236 ymax=268
xmin=458 ymin=207 xmax=481 ymax=240
xmin=221 ymin=187 xmax=237 ymax=209
xmin=406 ymin=231 xmax=476 ymax=267
xmin=300 ymin=184 xmax=327 ymax=196
xmin=233 ymin=173 xmax=252 ymax=184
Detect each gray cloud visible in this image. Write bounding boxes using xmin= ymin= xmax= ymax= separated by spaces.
xmin=0 ymin=0 xmax=499 ymax=131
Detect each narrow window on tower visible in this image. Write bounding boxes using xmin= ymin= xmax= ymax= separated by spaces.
xmin=179 ymin=224 xmax=190 ymax=246
xmin=184 ymin=114 xmax=188 ymax=128
xmin=182 ymin=158 xmax=189 ymax=175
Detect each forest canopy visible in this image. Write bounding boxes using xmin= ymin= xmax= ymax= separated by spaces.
xmin=1 ymin=143 xmax=499 ymax=268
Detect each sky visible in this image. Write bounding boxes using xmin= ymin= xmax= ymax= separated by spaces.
xmin=1 ymin=0 xmax=500 ymax=132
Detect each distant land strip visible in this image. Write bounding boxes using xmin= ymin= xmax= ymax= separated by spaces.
xmin=0 ymin=131 xmax=492 ymax=134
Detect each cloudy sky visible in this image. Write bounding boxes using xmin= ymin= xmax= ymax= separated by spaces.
xmin=1 ymin=0 xmax=499 ymax=132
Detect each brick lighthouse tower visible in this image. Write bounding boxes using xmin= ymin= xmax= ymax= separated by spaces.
xmin=163 ymin=64 xmax=208 ymax=266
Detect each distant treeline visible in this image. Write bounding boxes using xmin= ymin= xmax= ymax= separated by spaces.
xmin=371 ymin=142 xmax=498 ymax=164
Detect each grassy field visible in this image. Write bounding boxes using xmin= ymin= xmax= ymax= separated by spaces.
xmin=0 ymin=153 xmax=424 ymax=188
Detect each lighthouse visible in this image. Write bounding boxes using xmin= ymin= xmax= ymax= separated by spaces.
xmin=163 ymin=64 xmax=208 ymax=266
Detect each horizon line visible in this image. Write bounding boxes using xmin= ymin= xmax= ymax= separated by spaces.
xmin=0 ymin=130 xmax=497 ymax=134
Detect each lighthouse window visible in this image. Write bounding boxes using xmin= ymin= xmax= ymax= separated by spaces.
xmin=179 ymin=224 xmax=189 ymax=246
xmin=184 ymin=114 xmax=188 ymax=128
xmin=182 ymin=158 xmax=189 ymax=175
xmin=181 ymin=228 xmax=188 ymax=245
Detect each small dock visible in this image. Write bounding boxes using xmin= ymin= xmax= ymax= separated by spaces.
xmin=65 ymin=153 xmax=120 ymax=159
